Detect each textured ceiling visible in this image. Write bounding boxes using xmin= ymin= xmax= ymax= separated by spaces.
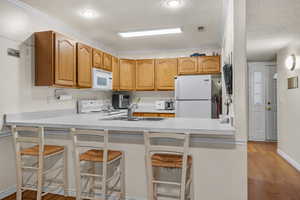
xmin=247 ymin=0 xmax=300 ymax=61
xmin=20 ymin=0 xmax=223 ymax=53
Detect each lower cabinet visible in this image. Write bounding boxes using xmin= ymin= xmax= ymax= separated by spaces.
xmin=133 ymin=112 xmax=175 ymax=118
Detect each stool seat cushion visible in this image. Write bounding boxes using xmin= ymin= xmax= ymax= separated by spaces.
xmin=151 ymin=154 xmax=192 ymax=168
xmin=80 ymin=149 xmax=122 ymax=162
xmin=21 ymin=145 xmax=64 ymax=156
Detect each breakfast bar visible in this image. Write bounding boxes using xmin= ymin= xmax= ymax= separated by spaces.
xmin=4 ymin=110 xmax=246 ymax=200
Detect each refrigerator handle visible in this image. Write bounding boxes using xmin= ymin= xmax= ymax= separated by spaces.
xmin=175 ymin=76 xmax=179 ymax=99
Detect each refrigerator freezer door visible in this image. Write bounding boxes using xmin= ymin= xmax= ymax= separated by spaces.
xmin=175 ymin=75 xmax=211 ymax=100
xmin=175 ymin=100 xmax=212 ymax=118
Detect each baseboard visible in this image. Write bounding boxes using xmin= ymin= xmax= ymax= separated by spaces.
xmin=0 ymin=185 xmax=146 ymax=200
xmin=277 ymin=149 xmax=300 ymax=172
xmin=0 ymin=186 xmax=16 ymax=199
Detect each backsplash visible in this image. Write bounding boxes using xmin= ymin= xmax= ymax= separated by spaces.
xmin=131 ymin=91 xmax=174 ymax=104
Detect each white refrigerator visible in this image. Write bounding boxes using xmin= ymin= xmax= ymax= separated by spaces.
xmin=175 ymin=75 xmax=212 ymax=118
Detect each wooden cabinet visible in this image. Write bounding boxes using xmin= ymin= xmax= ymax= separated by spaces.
xmin=35 ymin=31 xmax=77 ymax=87
xmin=133 ymin=112 xmax=175 ymax=118
xmin=178 ymin=57 xmax=198 ymax=75
xmin=136 ymin=59 xmax=155 ymax=91
xmin=103 ymin=52 xmax=112 ymax=71
xmin=92 ymin=49 xmax=103 ymax=69
xmin=119 ymin=59 xmax=136 ymax=91
xmin=112 ymin=56 xmax=120 ymax=91
xmin=55 ymin=33 xmax=77 ymax=86
xmin=155 ymin=58 xmax=178 ymax=90
xmin=77 ymin=43 xmax=92 ymax=88
xmin=159 ymin=113 xmax=175 ymax=118
xmin=198 ymin=56 xmax=220 ymax=74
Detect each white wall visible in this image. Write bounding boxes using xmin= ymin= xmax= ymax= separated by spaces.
xmin=0 ymin=0 xmax=113 ymax=194
xmin=118 ymin=47 xmax=221 ymax=59
xmin=221 ymin=0 xmax=248 ymax=199
xmin=221 ymin=0 xmax=248 ymax=142
xmin=277 ymin=44 xmax=300 ymax=168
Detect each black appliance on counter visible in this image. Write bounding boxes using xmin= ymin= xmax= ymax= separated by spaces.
xmin=112 ymin=94 xmax=130 ymax=109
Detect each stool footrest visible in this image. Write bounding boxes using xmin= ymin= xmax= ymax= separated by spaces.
xmin=152 ymin=180 xmax=181 ymax=186
xmin=21 ymin=166 xmax=39 ymax=170
xmin=81 ymin=173 xmax=103 ymax=178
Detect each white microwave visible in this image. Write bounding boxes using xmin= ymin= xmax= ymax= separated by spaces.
xmin=92 ymin=68 xmax=112 ymax=90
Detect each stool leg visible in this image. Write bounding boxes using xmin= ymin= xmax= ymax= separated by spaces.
xmin=190 ymin=165 xmax=194 ymax=200
xmin=89 ymin=162 xmax=96 ymax=195
xmin=120 ymin=154 xmax=126 ymax=200
xmin=145 ymin=155 xmax=154 ymax=200
xmin=15 ymin=147 xmax=22 ymax=200
xmin=74 ymin=148 xmax=82 ymax=200
xmin=63 ymin=147 xmax=69 ymax=196
xmin=36 ymin=154 xmax=44 ymax=200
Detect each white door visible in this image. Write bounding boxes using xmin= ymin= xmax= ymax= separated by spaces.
xmin=248 ymin=62 xmax=277 ymax=141
xmin=266 ymin=66 xmax=277 ymax=141
xmin=175 ymin=75 xmax=211 ymax=100
xmin=176 ymin=100 xmax=211 ymax=118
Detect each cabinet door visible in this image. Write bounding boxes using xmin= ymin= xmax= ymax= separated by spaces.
xmin=77 ymin=43 xmax=92 ymax=88
xmin=136 ymin=59 xmax=155 ymax=91
xmin=103 ymin=52 xmax=112 ymax=71
xmin=155 ymin=58 xmax=178 ymax=90
xmin=93 ymin=49 xmax=103 ymax=69
xmin=55 ymin=33 xmax=77 ymax=86
xmin=159 ymin=113 xmax=175 ymax=118
xmin=112 ymin=56 xmax=120 ymax=91
xmin=119 ymin=59 xmax=136 ymax=91
xmin=178 ymin=57 xmax=198 ymax=75
xmin=198 ymin=56 xmax=220 ymax=74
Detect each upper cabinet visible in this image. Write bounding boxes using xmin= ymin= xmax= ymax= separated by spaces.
xmin=77 ymin=43 xmax=92 ymax=88
xmin=198 ymin=56 xmax=220 ymax=74
xmin=112 ymin=56 xmax=120 ymax=91
xmin=92 ymin=49 xmax=103 ymax=69
xmin=155 ymin=58 xmax=178 ymax=90
xmin=178 ymin=57 xmax=198 ymax=75
xmin=35 ymin=31 xmax=77 ymax=87
xmin=136 ymin=59 xmax=155 ymax=91
xmin=103 ymin=52 xmax=112 ymax=71
xmin=119 ymin=59 xmax=136 ymax=91
xmin=55 ymin=33 xmax=77 ymax=86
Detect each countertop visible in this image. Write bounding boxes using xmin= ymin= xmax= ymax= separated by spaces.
xmin=5 ymin=110 xmax=235 ymax=136
xmin=133 ymin=104 xmax=175 ymax=114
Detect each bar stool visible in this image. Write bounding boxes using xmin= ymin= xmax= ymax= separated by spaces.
xmin=144 ymin=131 xmax=193 ymax=200
xmin=71 ymin=128 xmax=125 ymax=200
xmin=12 ymin=126 xmax=68 ymax=200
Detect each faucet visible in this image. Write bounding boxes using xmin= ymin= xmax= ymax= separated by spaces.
xmin=127 ymin=97 xmax=141 ymax=120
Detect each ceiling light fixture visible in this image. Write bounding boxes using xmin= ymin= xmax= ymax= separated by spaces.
xmin=119 ymin=28 xmax=182 ymax=38
xmin=79 ymin=9 xmax=98 ymax=19
xmin=286 ymin=54 xmax=297 ymax=71
xmin=165 ymin=0 xmax=181 ymax=8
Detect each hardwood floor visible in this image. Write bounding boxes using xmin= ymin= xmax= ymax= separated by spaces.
xmin=248 ymin=142 xmax=300 ymax=200
xmin=2 ymin=142 xmax=300 ymax=200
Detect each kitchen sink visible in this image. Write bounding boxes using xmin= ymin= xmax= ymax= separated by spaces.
xmin=101 ymin=116 xmax=165 ymax=121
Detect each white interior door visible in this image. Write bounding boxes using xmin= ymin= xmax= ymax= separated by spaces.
xmin=248 ymin=63 xmax=277 ymax=141
xmin=266 ymin=66 xmax=277 ymax=141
